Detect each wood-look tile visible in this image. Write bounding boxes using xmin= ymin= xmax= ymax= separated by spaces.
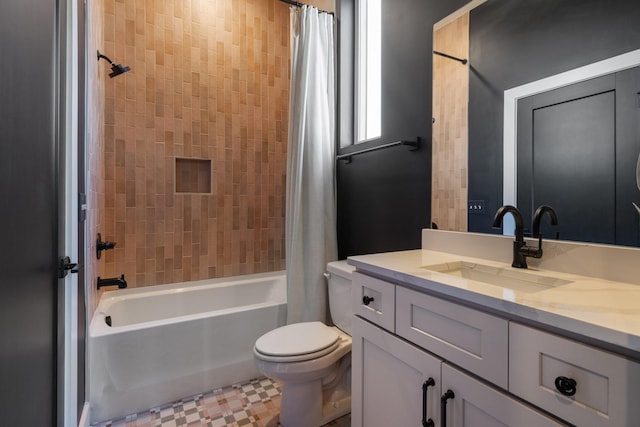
xmin=98 ymin=0 xmax=288 ymax=290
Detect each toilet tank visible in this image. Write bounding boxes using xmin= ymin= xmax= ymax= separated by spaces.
xmin=327 ymin=260 xmax=355 ymax=335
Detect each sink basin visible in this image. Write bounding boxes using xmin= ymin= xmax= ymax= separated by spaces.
xmin=421 ymin=261 xmax=573 ymax=293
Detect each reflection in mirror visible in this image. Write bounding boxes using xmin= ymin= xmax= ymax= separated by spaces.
xmin=433 ymin=0 xmax=640 ymax=247
xmin=431 ymin=6 xmax=471 ymax=232
xmin=504 ymin=52 xmax=640 ymax=246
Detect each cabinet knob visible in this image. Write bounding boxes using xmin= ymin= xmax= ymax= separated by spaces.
xmin=554 ymin=376 xmax=577 ymax=396
xmin=362 ymin=295 xmax=375 ymax=305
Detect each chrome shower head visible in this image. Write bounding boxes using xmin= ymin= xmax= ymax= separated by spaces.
xmin=97 ymin=50 xmax=131 ymax=78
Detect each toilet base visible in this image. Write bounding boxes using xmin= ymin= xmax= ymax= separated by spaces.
xmin=279 ymin=378 xmax=351 ymax=427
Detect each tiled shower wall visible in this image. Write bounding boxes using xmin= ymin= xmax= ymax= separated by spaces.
xmin=100 ymin=0 xmax=292 ymax=288
xmin=431 ymin=13 xmax=469 ymax=232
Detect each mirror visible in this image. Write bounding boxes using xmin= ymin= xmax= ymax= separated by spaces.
xmin=432 ymin=0 xmax=640 ymax=248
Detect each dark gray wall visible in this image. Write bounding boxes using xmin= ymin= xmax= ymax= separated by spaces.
xmin=0 ymin=1 xmax=60 ymax=425
xmin=337 ymin=0 xmax=468 ymax=258
xmin=468 ymin=0 xmax=640 ymax=234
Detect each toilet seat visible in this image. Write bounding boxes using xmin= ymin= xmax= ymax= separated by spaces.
xmin=254 ymin=321 xmax=340 ymax=363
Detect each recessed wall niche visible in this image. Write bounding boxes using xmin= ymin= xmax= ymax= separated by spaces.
xmin=175 ymin=158 xmax=212 ymax=194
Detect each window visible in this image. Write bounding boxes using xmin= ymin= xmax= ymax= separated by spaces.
xmin=356 ymin=0 xmax=381 ymax=143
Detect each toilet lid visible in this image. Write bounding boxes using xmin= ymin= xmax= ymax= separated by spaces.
xmin=254 ymin=321 xmax=339 ymax=357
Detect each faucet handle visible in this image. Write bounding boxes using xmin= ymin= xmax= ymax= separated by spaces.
xmin=96 ymin=233 xmax=117 ymax=259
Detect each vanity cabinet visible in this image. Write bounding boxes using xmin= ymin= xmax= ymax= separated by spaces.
xmin=352 ymin=316 xmax=441 ymax=427
xmin=440 ymin=364 xmax=564 ymax=427
xmin=395 ymin=286 xmax=508 ymax=389
xmin=509 ymin=323 xmax=640 ymax=427
xmin=351 ymin=272 xmax=581 ymax=427
xmin=352 ymin=316 xmax=564 ymax=427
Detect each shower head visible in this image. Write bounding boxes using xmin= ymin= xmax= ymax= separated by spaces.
xmin=97 ymin=50 xmax=131 ymax=78
xmin=108 ymin=63 xmax=130 ymax=78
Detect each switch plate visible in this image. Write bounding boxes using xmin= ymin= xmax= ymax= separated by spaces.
xmin=468 ymin=200 xmax=485 ymax=215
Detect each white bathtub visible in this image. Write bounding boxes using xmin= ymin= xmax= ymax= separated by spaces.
xmin=89 ymin=271 xmax=287 ymax=424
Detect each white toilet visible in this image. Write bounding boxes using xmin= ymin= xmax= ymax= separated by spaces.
xmin=253 ymin=260 xmax=354 ymax=427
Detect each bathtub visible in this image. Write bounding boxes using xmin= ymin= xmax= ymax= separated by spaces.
xmin=89 ymin=271 xmax=286 ymax=424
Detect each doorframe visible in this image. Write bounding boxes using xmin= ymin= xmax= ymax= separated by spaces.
xmin=501 ymin=48 xmax=640 ymax=235
xmin=59 ymin=0 xmax=82 ymax=424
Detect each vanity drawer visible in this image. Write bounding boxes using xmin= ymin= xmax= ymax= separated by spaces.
xmin=396 ymin=286 xmax=509 ymax=389
xmin=352 ymin=272 xmax=395 ymax=332
xmin=509 ymin=323 xmax=640 ymax=427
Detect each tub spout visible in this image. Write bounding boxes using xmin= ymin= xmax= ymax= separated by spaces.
xmin=97 ymin=274 xmax=127 ymax=289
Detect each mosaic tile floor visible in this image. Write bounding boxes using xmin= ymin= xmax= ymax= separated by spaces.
xmin=92 ymin=377 xmax=350 ymax=427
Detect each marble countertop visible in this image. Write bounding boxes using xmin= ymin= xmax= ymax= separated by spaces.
xmin=348 ymin=248 xmax=640 ymax=359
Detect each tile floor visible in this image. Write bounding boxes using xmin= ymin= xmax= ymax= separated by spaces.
xmin=92 ymin=377 xmax=351 ymax=427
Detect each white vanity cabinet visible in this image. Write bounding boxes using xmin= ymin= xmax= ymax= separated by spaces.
xmin=509 ymin=323 xmax=640 ymax=427
xmin=352 ymin=316 xmax=442 ymax=427
xmin=440 ymin=364 xmax=565 ymax=427
xmin=395 ymin=286 xmax=509 ymax=389
xmin=352 ymin=272 xmax=568 ymax=427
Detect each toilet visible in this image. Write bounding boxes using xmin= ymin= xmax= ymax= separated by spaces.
xmin=253 ymin=260 xmax=355 ymax=427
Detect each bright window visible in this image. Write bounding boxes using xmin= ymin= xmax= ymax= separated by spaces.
xmin=356 ymin=0 xmax=381 ymax=143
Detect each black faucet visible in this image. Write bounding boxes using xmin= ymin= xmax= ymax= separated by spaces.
xmin=97 ymin=274 xmax=127 ymax=289
xmin=492 ymin=205 xmax=530 ymax=268
xmin=492 ymin=205 xmax=558 ymax=269
xmin=532 ymin=205 xmax=558 ymax=239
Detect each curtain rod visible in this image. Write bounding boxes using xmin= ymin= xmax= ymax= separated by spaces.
xmin=433 ymin=50 xmax=468 ymax=65
xmin=279 ymin=0 xmax=334 ymax=16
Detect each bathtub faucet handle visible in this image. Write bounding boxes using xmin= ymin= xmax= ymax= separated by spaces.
xmin=96 ymin=233 xmax=117 ymax=259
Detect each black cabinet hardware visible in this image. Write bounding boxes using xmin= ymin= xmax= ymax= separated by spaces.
xmin=362 ymin=295 xmax=375 ymax=305
xmin=440 ymin=390 xmax=455 ymax=427
xmin=422 ymin=378 xmax=436 ymax=427
xmin=554 ymin=376 xmax=577 ymax=396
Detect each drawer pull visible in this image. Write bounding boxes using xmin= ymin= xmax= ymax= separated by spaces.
xmin=440 ymin=389 xmax=455 ymax=427
xmin=554 ymin=376 xmax=577 ymax=396
xmin=422 ymin=378 xmax=435 ymax=427
xmin=362 ymin=295 xmax=375 ymax=305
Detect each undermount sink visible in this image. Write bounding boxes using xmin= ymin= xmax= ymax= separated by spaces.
xmin=421 ymin=261 xmax=573 ymax=293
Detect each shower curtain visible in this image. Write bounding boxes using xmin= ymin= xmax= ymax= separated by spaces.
xmin=286 ymin=6 xmax=338 ymax=324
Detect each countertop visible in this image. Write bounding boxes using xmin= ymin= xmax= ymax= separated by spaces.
xmin=348 ymin=248 xmax=640 ymax=359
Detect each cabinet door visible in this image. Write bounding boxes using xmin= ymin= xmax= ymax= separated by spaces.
xmin=441 ymin=364 xmax=567 ymax=427
xmin=352 ymin=316 xmax=441 ymax=427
